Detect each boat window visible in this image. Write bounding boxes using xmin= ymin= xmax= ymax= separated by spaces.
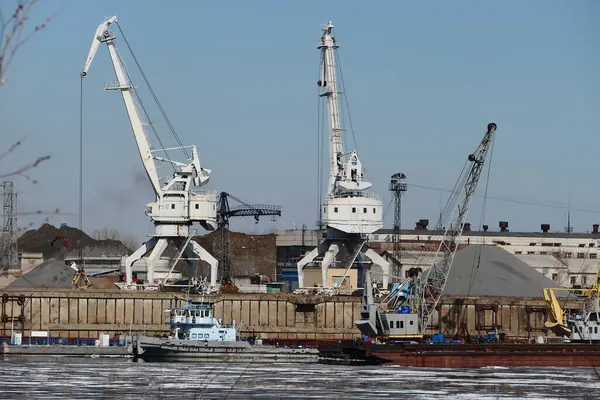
xmin=192 ymin=333 xmax=197 ymax=339
xmin=590 ymin=327 xmax=593 ymax=334
xmin=596 ymin=327 xmax=599 ymax=334
xmin=400 ymin=321 xmax=404 ymax=329
xmin=410 ymin=320 xmax=414 ymax=325
xmin=591 ymin=313 xmax=598 ymax=322
xmin=204 ymin=334 xmax=209 ymax=338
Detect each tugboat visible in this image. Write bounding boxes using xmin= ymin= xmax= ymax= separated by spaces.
xmin=166 ymin=299 xmax=238 ymax=342
xmin=133 ymin=298 xmax=318 ymax=363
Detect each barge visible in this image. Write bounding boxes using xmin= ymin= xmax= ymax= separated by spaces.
xmin=319 ymin=340 xmax=600 ymax=368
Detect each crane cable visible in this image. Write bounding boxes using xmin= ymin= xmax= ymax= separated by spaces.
xmin=116 ymin=22 xmax=189 ymax=161
xmin=317 ymin=53 xmax=326 ymax=227
xmin=461 ymin=135 xmax=496 ymax=331
xmin=78 ymin=76 xmax=84 ymax=261
xmin=335 ymin=49 xmax=357 ymax=151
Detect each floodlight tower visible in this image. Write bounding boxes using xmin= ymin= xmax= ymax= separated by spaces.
xmin=297 ymin=21 xmax=390 ymax=289
xmin=389 ymin=173 xmax=407 ymax=280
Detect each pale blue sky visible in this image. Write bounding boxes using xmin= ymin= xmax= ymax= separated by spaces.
xmin=1 ymin=0 xmax=598 ymax=239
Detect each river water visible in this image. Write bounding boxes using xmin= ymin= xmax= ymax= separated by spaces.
xmin=1 ymin=357 xmax=600 ymax=399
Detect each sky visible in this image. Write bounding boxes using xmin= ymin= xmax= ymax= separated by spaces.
xmin=0 ymin=0 xmax=598 ymax=241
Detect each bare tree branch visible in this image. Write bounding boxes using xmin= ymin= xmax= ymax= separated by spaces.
xmin=1 ymin=2 xmax=52 ymax=178
xmin=0 ymin=0 xmax=52 ymax=86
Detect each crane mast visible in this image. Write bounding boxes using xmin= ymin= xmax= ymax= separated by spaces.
xmin=318 ymin=21 xmax=371 ymax=197
xmin=81 ymin=16 xmax=219 ymax=288
xmin=417 ymin=122 xmax=497 ymax=332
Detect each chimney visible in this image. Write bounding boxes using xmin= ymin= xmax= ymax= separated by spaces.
xmin=482 ymin=224 xmax=488 ymax=232
xmin=499 ymin=221 xmax=509 ymax=232
xmin=463 ymin=222 xmax=471 ymax=232
xmin=415 ymin=219 xmax=429 ymax=230
xmin=541 ymin=224 xmax=550 ymax=233
xmin=594 ymin=224 xmax=599 ymax=234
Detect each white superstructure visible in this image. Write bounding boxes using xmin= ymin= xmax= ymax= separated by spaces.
xmin=297 ymin=21 xmax=390 ymax=289
xmin=81 ymin=16 xmax=219 ymax=287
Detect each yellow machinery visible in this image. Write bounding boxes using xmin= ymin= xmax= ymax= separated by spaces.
xmin=70 ymin=262 xmax=91 ymax=289
xmin=543 ymin=264 xmax=600 ymax=337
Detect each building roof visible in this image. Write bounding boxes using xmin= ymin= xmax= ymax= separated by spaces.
xmin=443 ymin=245 xmax=566 ymax=298
xmin=375 ymin=228 xmax=600 ymax=240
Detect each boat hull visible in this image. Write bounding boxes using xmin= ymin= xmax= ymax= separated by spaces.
xmin=319 ymin=341 xmax=600 ymax=368
xmin=134 ymin=336 xmax=319 ymax=363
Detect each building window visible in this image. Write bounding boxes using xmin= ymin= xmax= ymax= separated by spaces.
xmin=363 ymin=208 xmax=367 ymax=213
xmin=527 ymin=251 xmax=535 ymax=255
xmin=195 ymin=204 xmax=199 ymax=209
xmin=515 ymin=251 xmax=522 ymax=254
xmin=400 ymin=321 xmax=404 ymax=329
xmin=352 ymin=207 xmax=356 ymax=213
xmin=552 ymin=273 xmax=558 ymax=281
xmin=591 ymin=243 xmax=596 ymax=248
xmin=334 ymin=207 xmax=338 ymax=213
xmin=579 ymin=244 xmax=585 ymax=248
xmin=409 ymin=320 xmax=414 ymax=325
xmin=565 ymin=252 xmax=573 ymax=258
xmin=591 ymin=253 xmax=598 ymax=259
xmin=529 ymin=243 xmax=536 ymax=246
xmin=372 ymin=208 xmax=376 ymax=213
xmin=577 ymin=253 xmax=585 ymax=259
xmin=542 ymin=267 xmax=549 ymax=275
xmin=571 ymin=276 xmax=576 ymax=285
xmin=583 ymin=276 xmax=588 ymax=285
xmin=324 ymin=207 xmax=326 ymax=214
xmin=540 ymin=252 xmax=548 ymax=255
xmin=171 ymin=204 xmax=175 ymax=209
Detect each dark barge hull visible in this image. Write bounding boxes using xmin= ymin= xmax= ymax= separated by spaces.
xmin=318 ymin=341 xmax=600 ymax=368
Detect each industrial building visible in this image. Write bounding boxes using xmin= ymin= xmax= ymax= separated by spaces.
xmin=276 ymin=221 xmax=600 ymax=291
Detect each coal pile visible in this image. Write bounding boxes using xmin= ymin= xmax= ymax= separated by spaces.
xmin=18 ymin=224 xmax=130 ymax=259
xmin=194 ymin=229 xmax=276 ymax=278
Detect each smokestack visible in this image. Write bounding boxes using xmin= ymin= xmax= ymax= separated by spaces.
xmin=541 ymin=224 xmax=550 ymax=233
xmin=463 ymin=223 xmax=471 ymax=232
xmin=483 ymin=224 xmax=488 ymax=232
xmin=499 ymin=221 xmax=509 ymax=232
xmin=593 ymin=224 xmax=599 ymax=234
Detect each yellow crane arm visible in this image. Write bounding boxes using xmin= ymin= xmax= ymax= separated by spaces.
xmin=543 ymin=288 xmax=571 ymax=336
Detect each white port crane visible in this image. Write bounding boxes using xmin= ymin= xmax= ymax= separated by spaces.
xmin=356 ymin=123 xmax=498 ymax=340
xmin=81 ymin=16 xmax=219 ymax=288
xmin=296 ymin=21 xmax=390 ymax=290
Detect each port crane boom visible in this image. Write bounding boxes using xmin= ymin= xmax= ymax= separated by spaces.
xmin=356 ymin=123 xmax=497 ymax=339
xmin=81 ymin=16 xmax=219 ymax=288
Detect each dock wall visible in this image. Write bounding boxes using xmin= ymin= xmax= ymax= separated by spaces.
xmin=0 ymin=290 xmax=581 ymax=339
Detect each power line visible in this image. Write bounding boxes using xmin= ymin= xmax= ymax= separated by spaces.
xmin=406 ymin=183 xmax=600 ymax=214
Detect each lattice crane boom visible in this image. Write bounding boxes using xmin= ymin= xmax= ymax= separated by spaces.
xmin=216 ymin=192 xmax=282 ymax=286
xmin=418 ymin=122 xmax=497 ymax=333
